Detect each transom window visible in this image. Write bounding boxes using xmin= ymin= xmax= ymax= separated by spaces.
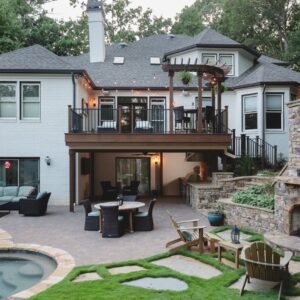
xmin=21 ymin=83 xmax=41 ymax=119
xmin=243 ymin=94 xmax=258 ymax=130
xmin=266 ymin=94 xmax=283 ymax=130
xmin=0 ymin=83 xmax=16 ymax=118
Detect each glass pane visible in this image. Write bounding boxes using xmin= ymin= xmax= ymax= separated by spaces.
xmin=266 ymin=112 xmax=281 ymax=129
xmin=244 ymin=95 xmax=257 ymax=112
xmin=151 ymin=105 xmax=165 ymax=133
xmin=0 ymin=102 xmax=16 ymax=117
xmin=23 ymin=103 xmax=40 ymax=118
xmin=245 ymin=113 xmax=257 ymax=130
xmin=19 ymin=159 xmax=39 ymax=189
xmin=0 ymin=160 xmax=18 ymax=186
xmin=220 ymin=55 xmax=233 ymax=66
xmin=195 ymin=97 xmax=212 ymax=108
xmin=202 ymin=55 xmax=216 ymax=64
xmin=267 ymin=95 xmax=282 ymax=110
xmin=0 ymin=84 xmax=16 ymax=101
xmin=101 ymin=105 xmax=114 ymax=121
xmin=23 ymin=85 xmax=40 ymax=102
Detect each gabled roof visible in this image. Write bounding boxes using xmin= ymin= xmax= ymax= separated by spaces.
xmin=258 ymin=54 xmax=289 ymax=66
xmin=0 ymin=45 xmax=82 ymax=73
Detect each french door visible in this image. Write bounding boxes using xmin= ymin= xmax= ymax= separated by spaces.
xmin=116 ymin=158 xmax=150 ymax=195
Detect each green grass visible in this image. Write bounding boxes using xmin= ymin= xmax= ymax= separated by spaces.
xmin=29 ymin=249 xmax=298 ymax=300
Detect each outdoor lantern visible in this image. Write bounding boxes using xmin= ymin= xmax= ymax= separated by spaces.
xmin=231 ymin=225 xmax=240 ymax=244
xmin=45 ymin=156 xmax=51 ymax=166
xmin=4 ymin=161 xmax=11 ymax=169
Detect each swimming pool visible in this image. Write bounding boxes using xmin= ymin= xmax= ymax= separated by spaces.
xmin=0 ymin=249 xmax=57 ymax=299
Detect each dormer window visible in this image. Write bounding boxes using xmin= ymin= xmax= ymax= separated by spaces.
xmin=220 ymin=54 xmax=234 ymax=76
xmin=150 ymin=57 xmax=161 ymax=65
xmin=202 ymin=54 xmax=217 ymax=64
xmin=113 ymin=57 xmax=125 ymax=64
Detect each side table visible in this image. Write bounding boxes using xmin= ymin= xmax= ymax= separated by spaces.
xmin=218 ymin=240 xmax=244 ymax=269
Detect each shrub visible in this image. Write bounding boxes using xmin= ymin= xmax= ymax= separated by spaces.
xmin=232 ymin=182 xmax=274 ymax=209
xmin=234 ymin=155 xmax=257 ymax=176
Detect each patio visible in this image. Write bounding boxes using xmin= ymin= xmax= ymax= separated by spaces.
xmin=0 ymin=196 xmax=209 ymax=266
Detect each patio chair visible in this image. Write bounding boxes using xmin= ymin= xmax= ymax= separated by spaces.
xmin=134 ymin=120 xmax=153 ymax=133
xmin=100 ymin=181 xmax=118 ymax=200
xmin=240 ymin=241 xmax=292 ymax=300
xmin=82 ymin=199 xmax=100 ymax=231
xmin=166 ymin=211 xmax=206 ymax=253
xmin=122 ymin=180 xmax=140 ymax=196
xmin=19 ymin=192 xmax=51 ymax=216
xmin=133 ymin=199 xmax=156 ymax=231
xmin=123 ymin=195 xmax=137 ymax=202
xmin=174 ymin=106 xmax=190 ymax=131
xmin=100 ymin=205 xmax=125 ymax=238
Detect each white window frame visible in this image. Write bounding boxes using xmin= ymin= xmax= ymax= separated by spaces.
xmin=265 ymin=93 xmax=284 ymax=132
xmin=219 ymin=54 xmax=234 ymax=76
xmin=202 ymin=53 xmax=217 ymax=64
xmin=21 ymin=82 xmax=41 ymax=120
xmin=0 ymin=82 xmax=17 ymax=119
xmin=98 ymin=97 xmax=116 ymax=122
xmin=242 ymin=93 xmax=258 ymax=131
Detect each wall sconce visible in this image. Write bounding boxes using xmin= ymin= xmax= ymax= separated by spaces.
xmin=90 ymin=98 xmax=96 ymax=107
xmin=45 ymin=156 xmax=51 ymax=166
xmin=153 ymin=155 xmax=160 ymax=165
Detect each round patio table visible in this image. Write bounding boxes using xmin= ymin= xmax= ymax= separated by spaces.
xmin=94 ymin=201 xmax=145 ymax=233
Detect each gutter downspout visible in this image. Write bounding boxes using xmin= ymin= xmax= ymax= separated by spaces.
xmin=72 ymin=73 xmax=76 ymax=109
xmin=71 ymin=73 xmax=76 ymax=209
xmin=262 ymin=84 xmax=266 ymax=142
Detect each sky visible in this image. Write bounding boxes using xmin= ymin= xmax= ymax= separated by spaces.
xmin=44 ymin=0 xmax=195 ymax=20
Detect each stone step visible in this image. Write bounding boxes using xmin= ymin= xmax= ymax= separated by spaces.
xmin=243 ymin=182 xmax=265 ymax=187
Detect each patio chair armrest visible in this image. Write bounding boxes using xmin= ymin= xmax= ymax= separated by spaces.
xmin=281 ymin=251 xmax=293 ymax=267
xmin=178 ymin=226 xmax=206 ymax=231
xmin=176 ymin=219 xmax=200 ymax=224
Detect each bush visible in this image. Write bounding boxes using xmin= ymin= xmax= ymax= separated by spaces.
xmin=232 ymin=182 xmax=274 ymax=209
xmin=234 ymin=155 xmax=257 ymax=176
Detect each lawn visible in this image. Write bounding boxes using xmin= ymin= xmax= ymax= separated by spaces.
xmin=29 ymin=249 xmax=298 ymax=300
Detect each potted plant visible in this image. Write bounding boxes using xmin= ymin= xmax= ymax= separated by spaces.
xmin=207 ymin=203 xmax=224 ymax=226
xmin=180 ymin=71 xmax=192 ymax=85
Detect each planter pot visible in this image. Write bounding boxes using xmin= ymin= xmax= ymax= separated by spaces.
xmin=208 ymin=213 xmax=224 ymax=226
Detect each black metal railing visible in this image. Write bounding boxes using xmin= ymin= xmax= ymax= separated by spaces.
xmin=68 ymin=107 xmax=229 ymax=135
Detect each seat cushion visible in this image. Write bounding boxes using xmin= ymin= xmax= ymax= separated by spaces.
xmin=4 ymin=186 xmax=19 ymax=197
xmin=88 ymin=211 xmax=100 ymax=217
xmin=12 ymin=196 xmax=26 ymax=202
xmin=0 ymin=187 xmax=3 ymax=197
xmin=18 ymin=186 xmax=35 ymax=197
xmin=0 ymin=196 xmax=14 ymax=202
xmin=181 ymin=231 xmax=193 ymax=242
xmin=118 ymin=216 xmax=124 ymax=221
xmin=134 ymin=212 xmax=148 ymax=217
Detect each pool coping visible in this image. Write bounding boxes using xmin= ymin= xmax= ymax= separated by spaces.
xmin=0 ymin=228 xmax=75 ymax=299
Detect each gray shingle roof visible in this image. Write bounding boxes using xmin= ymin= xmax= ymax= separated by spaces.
xmin=258 ymin=54 xmax=289 ymax=66
xmin=194 ymin=28 xmax=240 ymax=46
xmin=0 ymin=45 xmax=81 ymax=72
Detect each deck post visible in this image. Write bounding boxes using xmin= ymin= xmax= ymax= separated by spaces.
xmin=69 ymin=149 xmax=76 ymax=212
xmin=241 ymin=134 xmax=246 ymax=156
xmin=197 ymin=72 xmax=203 ymax=133
xmin=211 ymin=84 xmax=216 ymax=132
xmin=90 ymin=152 xmax=95 ymax=201
xmin=217 ymin=79 xmax=222 ymax=133
xmin=68 ymin=105 xmax=72 ymax=133
xmin=224 ymin=105 xmax=228 ymax=133
xmin=169 ymin=71 xmax=174 ymax=133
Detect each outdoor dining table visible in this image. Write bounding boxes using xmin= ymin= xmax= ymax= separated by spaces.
xmin=94 ymin=201 xmax=145 ymax=233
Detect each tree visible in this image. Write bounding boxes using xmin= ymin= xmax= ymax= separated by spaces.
xmin=171 ymin=0 xmax=225 ymax=36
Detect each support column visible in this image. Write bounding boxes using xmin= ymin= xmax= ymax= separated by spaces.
xmin=89 ymin=152 xmax=95 ymax=201
xmin=211 ymin=83 xmax=216 ymax=133
xmin=197 ymin=72 xmax=203 ymax=133
xmin=69 ymin=150 xmax=76 ymax=212
xmin=169 ymin=71 xmax=174 ymax=133
xmin=217 ymin=79 xmax=222 ymax=133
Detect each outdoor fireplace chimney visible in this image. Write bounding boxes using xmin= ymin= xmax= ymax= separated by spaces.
xmin=87 ymin=0 xmax=106 ymax=63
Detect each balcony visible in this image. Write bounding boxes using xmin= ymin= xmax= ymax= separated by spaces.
xmin=65 ymin=106 xmax=231 ymax=151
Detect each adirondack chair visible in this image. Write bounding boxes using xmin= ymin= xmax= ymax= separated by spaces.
xmin=166 ymin=211 xmax=206 ymax=253
xmin=240 ymin=241 xmax=292 ymax=300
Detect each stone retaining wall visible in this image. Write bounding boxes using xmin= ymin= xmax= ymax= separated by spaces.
xmin=219 ymin=198 xmax=277 ymax=233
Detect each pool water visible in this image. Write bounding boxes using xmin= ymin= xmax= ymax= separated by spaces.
xmin=0 ymin=250 xmax=57 ymax=299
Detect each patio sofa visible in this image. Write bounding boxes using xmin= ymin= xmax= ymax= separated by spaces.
xmin=19 ymin=192 xmax=51 ymax=216
xmin=0 ymin=186 xmax=35 ymax=211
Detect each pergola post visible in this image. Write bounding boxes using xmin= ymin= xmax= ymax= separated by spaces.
xmin=169 ymin=71 xmax=174 ymax=133
xmin=69 ymin=150 xmax=76 ymax=212
xmin=217 ymin=79 xmax=222 ymax=133
xmin=211 ymin=83 xmax=216 ymax=133
xmin=197 ymin=72 xmax=203 ymax=133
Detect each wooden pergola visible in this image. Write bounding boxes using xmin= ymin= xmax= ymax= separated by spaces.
xmin=162 ymin=60 xmax=230 ymax=133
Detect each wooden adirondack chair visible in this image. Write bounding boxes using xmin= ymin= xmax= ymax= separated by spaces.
xmin=240 ymin=241 xmax=293 ymax=300
xmin=166 ymin=211 xmax=206 ymax=253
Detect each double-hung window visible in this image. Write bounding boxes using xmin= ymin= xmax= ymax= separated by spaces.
xmin=21 ymin=83 xmax=41 ymax=119
xmin=266 ymin=94 xmax=283 ymax=130
xmin=202 ymin=54 xmax=217 ymax=64
xmin=243 ymin=94 xmax=258 ymax=130
xmin=0 ymin=83 xmax=16 ymax=118
xmin=219 ymin=54 xmax=234 ymax=76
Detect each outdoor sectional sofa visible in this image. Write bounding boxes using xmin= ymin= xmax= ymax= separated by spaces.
xmin=0 ymin=186 xmax=35 ymax=211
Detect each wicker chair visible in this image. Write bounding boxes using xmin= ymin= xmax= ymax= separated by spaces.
xmin=240 ymin=241 xmax=292 ymax=300
xmin=133 ymin=199 xmax=156 ymax=231
xmin=82 ymin=199 xmax=100 ymax=231
xmin=100 ymin=205 xmax=125 ymax=238
xmin=123 ymin=181 xmax=140 ymax=195
xmin=19 ymin=192 xmax=51 ymax=216
xmin=100 ymin=181 xmax=118 ymax=200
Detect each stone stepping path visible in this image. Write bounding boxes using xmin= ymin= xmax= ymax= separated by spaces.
xmin=108 ymin=265 xmax=146 ymax=275
xmin=215 ymin=229 xmax=252 ymax=242
xmin=152 ymin=255 xmax=221 ymax=279
xmin=123 ymin=277 xmax=188 ymax=291
xmin=73 ymin=272 xmax=102 ymax=283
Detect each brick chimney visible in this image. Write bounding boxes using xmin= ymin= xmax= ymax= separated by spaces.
xmin=87 ymin=0 xmax=105 ymax=63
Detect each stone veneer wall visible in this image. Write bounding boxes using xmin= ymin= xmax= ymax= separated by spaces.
xmin=219 ymin=198 xmax=277 ymax=233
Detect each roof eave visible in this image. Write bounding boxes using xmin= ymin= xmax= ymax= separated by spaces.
xmin=232 ymin=81 xmax=300 ymax=89
xmin=0 ymin=69 xmax=85 ymax=74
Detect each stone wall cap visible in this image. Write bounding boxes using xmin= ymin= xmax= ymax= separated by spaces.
xmin=287 ymin=100 xmax=300 ymax=108
xmin=218 ymin=175 xmax=274 ymax=182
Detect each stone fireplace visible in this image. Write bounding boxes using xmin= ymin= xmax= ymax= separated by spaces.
xmin=275 ymin=100 xmax=300 ymax=235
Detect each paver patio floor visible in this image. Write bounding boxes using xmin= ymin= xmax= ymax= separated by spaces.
xmin=0 ymin=197 xmax=210 ymax=266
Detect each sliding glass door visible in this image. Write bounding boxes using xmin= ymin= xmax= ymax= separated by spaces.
xmin=116 ymin=157 xmax=150 ymax=195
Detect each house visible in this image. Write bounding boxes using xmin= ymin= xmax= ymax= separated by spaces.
xmin=0 ymin=0 xmax=299 ymax=210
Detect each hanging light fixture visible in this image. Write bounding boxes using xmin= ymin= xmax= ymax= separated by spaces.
xmin=4 ymin=161 xmax=11 ymax=169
